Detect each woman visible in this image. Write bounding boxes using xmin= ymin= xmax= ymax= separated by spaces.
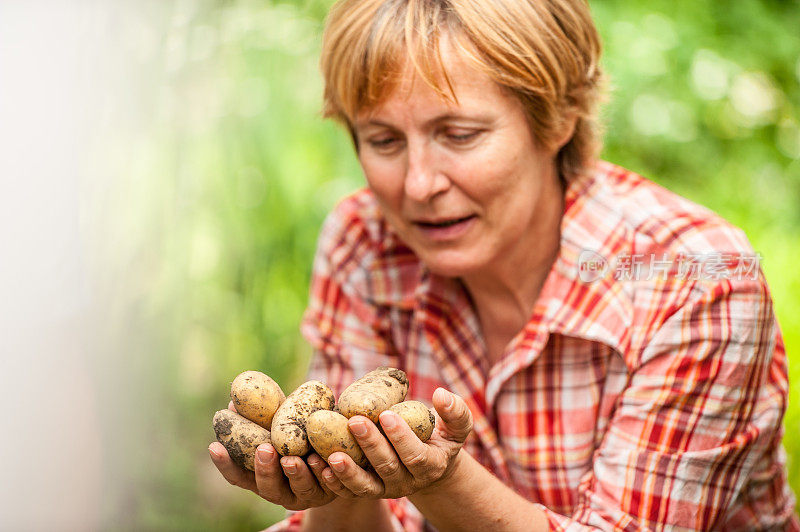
xmin=209 ymin=0 xmax=798 ymax=529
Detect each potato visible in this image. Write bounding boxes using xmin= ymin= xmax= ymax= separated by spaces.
xmin=271 ymin=380 xmax=335 ymax=456
xmin=337 ymin=366 xmax=409 ymax=422
xmin=388 ymin=401 xmax=435 ymax=442
xmin=213 ymin=409 xmax=271 ymax=471
xmin=306 ymin=409 xmax=368 ymax=468
xmin=230 ymin=370 xmax=285 ymax=429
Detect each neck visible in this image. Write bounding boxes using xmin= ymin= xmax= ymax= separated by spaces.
xmin=461 ymin=181 xmax=564 ymax=342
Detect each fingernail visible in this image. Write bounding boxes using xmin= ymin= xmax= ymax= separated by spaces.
xmin=323 ymin=470 xmax=334 ymax=481
xmin=209 ymin=446 xmax=220 ymax=460
xmin=350 ymin=420 xmax=367 ymax=437
xmin=330 ymin=460 xmax=345 ymax=472
xmin=258 ymin=447 xmax=274 ymax=465
xmin=446 ymin=391 xmax=455 ymax=409
xmin=307 ymin=455 xmax=319 ymax=467
xmin=435 ymin=388 xmax=455 ymax=409
xmin=381 ymin=412 xmax=397 ymax=430
xmin=282 ymin=461 xmax=296 ymax=475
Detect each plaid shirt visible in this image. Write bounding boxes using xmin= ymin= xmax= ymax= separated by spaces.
xmin=269 ymin=161 xmax=797 ymax=531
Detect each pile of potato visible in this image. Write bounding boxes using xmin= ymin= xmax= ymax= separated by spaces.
xmin=212 ymin=367 xmax=435 ymax=471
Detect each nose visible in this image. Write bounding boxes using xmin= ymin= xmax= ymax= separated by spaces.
xmin=404 ymin=142 xmax=450 ymax=202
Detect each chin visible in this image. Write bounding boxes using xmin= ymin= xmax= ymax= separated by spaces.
xmin=417 ymin=250 xmax=483 ymax=279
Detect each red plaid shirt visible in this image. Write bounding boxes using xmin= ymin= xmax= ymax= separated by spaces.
xmin=268 ymin=161 xmax=798 ymax=531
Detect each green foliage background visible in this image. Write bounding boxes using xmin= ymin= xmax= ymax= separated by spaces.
xmin=98 ymin=0 xmax=799 ymax=529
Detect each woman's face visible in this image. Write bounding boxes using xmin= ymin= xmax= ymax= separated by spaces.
xmin=353 ymin=44 xmax=564 ymax=279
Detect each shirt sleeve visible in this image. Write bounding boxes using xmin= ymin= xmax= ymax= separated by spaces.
xmin=540 ymin=276 xmax=794 ymax=531
xmin=265 ymin=206 xmax=427 ymax=532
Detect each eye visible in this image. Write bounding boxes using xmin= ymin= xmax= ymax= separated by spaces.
xmin=445 ymin=129 xmax=481 ymax=144
xmin=368 ymin=137 xmax=398 ymax=148
xmin=365 ymin=136 xmax=403 ymax=154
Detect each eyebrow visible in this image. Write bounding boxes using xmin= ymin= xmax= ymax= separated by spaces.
xmin=354 ymin=112 xmax=494 ymax=131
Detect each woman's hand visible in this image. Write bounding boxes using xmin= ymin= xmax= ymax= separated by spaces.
xmin=209 ymin=401 xmax=352 ymax=511
xmin=322 ymin=388 xmax=473 ymax=500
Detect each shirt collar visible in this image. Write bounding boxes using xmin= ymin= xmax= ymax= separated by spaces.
xmin=534 ymin=164 xmax=634 ymax=356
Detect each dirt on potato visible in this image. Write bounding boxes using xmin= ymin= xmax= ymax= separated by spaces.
xmin=270 ymin=380 xmax=335 ymax=456
xmin=337 ymin=367 xmax=409 ymax=422
xmin=213 ymin=409 xmax=271 ymax=471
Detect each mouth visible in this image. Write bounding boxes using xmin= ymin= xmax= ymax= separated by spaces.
xmin=414 ymin=214 xmax=476 ymax=228
xmin=411 ymin=214 xmax=477 ymax=241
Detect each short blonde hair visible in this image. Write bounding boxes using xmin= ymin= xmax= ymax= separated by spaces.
xmin=320 ymin=0 xmax=605 ymax=181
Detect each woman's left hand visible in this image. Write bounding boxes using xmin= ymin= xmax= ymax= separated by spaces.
xmin=320 ymin=387 xmax=474 ymax=499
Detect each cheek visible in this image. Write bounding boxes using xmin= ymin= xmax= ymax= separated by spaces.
xmin=360 ymin=157 xmax=403 ymax=207
xmin=455 ymin=136 xmax=529 ymax=194
xmin=473 ymin=156 xmax=549 ymax=227
xmin=457 ymin=156 xmax=529 ymax=206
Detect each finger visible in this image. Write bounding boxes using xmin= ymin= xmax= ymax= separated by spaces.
xmin=432 ymin=388 xmax=473 ymax=443
xmin=348 ymin=416 xmax=409 ymax=485
xmin=320 ymin=465 xmax=355 ymax=499
xmin=306 ymin=454 xmax=336 ymax=496
xmin=379 ymin=409 xmax=433 ymax=479
xmin=227 ymin=400 xmax=237 ymax=413
xmin=281 ymin=455 xmax=328 ymax=502
xmin=328 ymin=451 xmax=384 ymax=498
xmin=209 ymin=442 xmax=257 ymax=492
xmin=253 ymin=444 xmax=295 ymax=506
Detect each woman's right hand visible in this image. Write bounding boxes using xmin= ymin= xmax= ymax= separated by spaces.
xmin=209 ymin=401 xmax=350 ymax=511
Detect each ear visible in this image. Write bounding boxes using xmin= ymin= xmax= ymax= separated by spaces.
xmin=552 ymin=112 xmax=578 ymax=152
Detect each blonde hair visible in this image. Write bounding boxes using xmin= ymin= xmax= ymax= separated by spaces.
xmin=320 ymin=0 xmax=605 ymax=181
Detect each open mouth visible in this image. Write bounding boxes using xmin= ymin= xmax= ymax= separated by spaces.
xmin=416 ymin=215 xmax=476 ymax=228
xmin=413 ymin=214 xmax=478 ymax=241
